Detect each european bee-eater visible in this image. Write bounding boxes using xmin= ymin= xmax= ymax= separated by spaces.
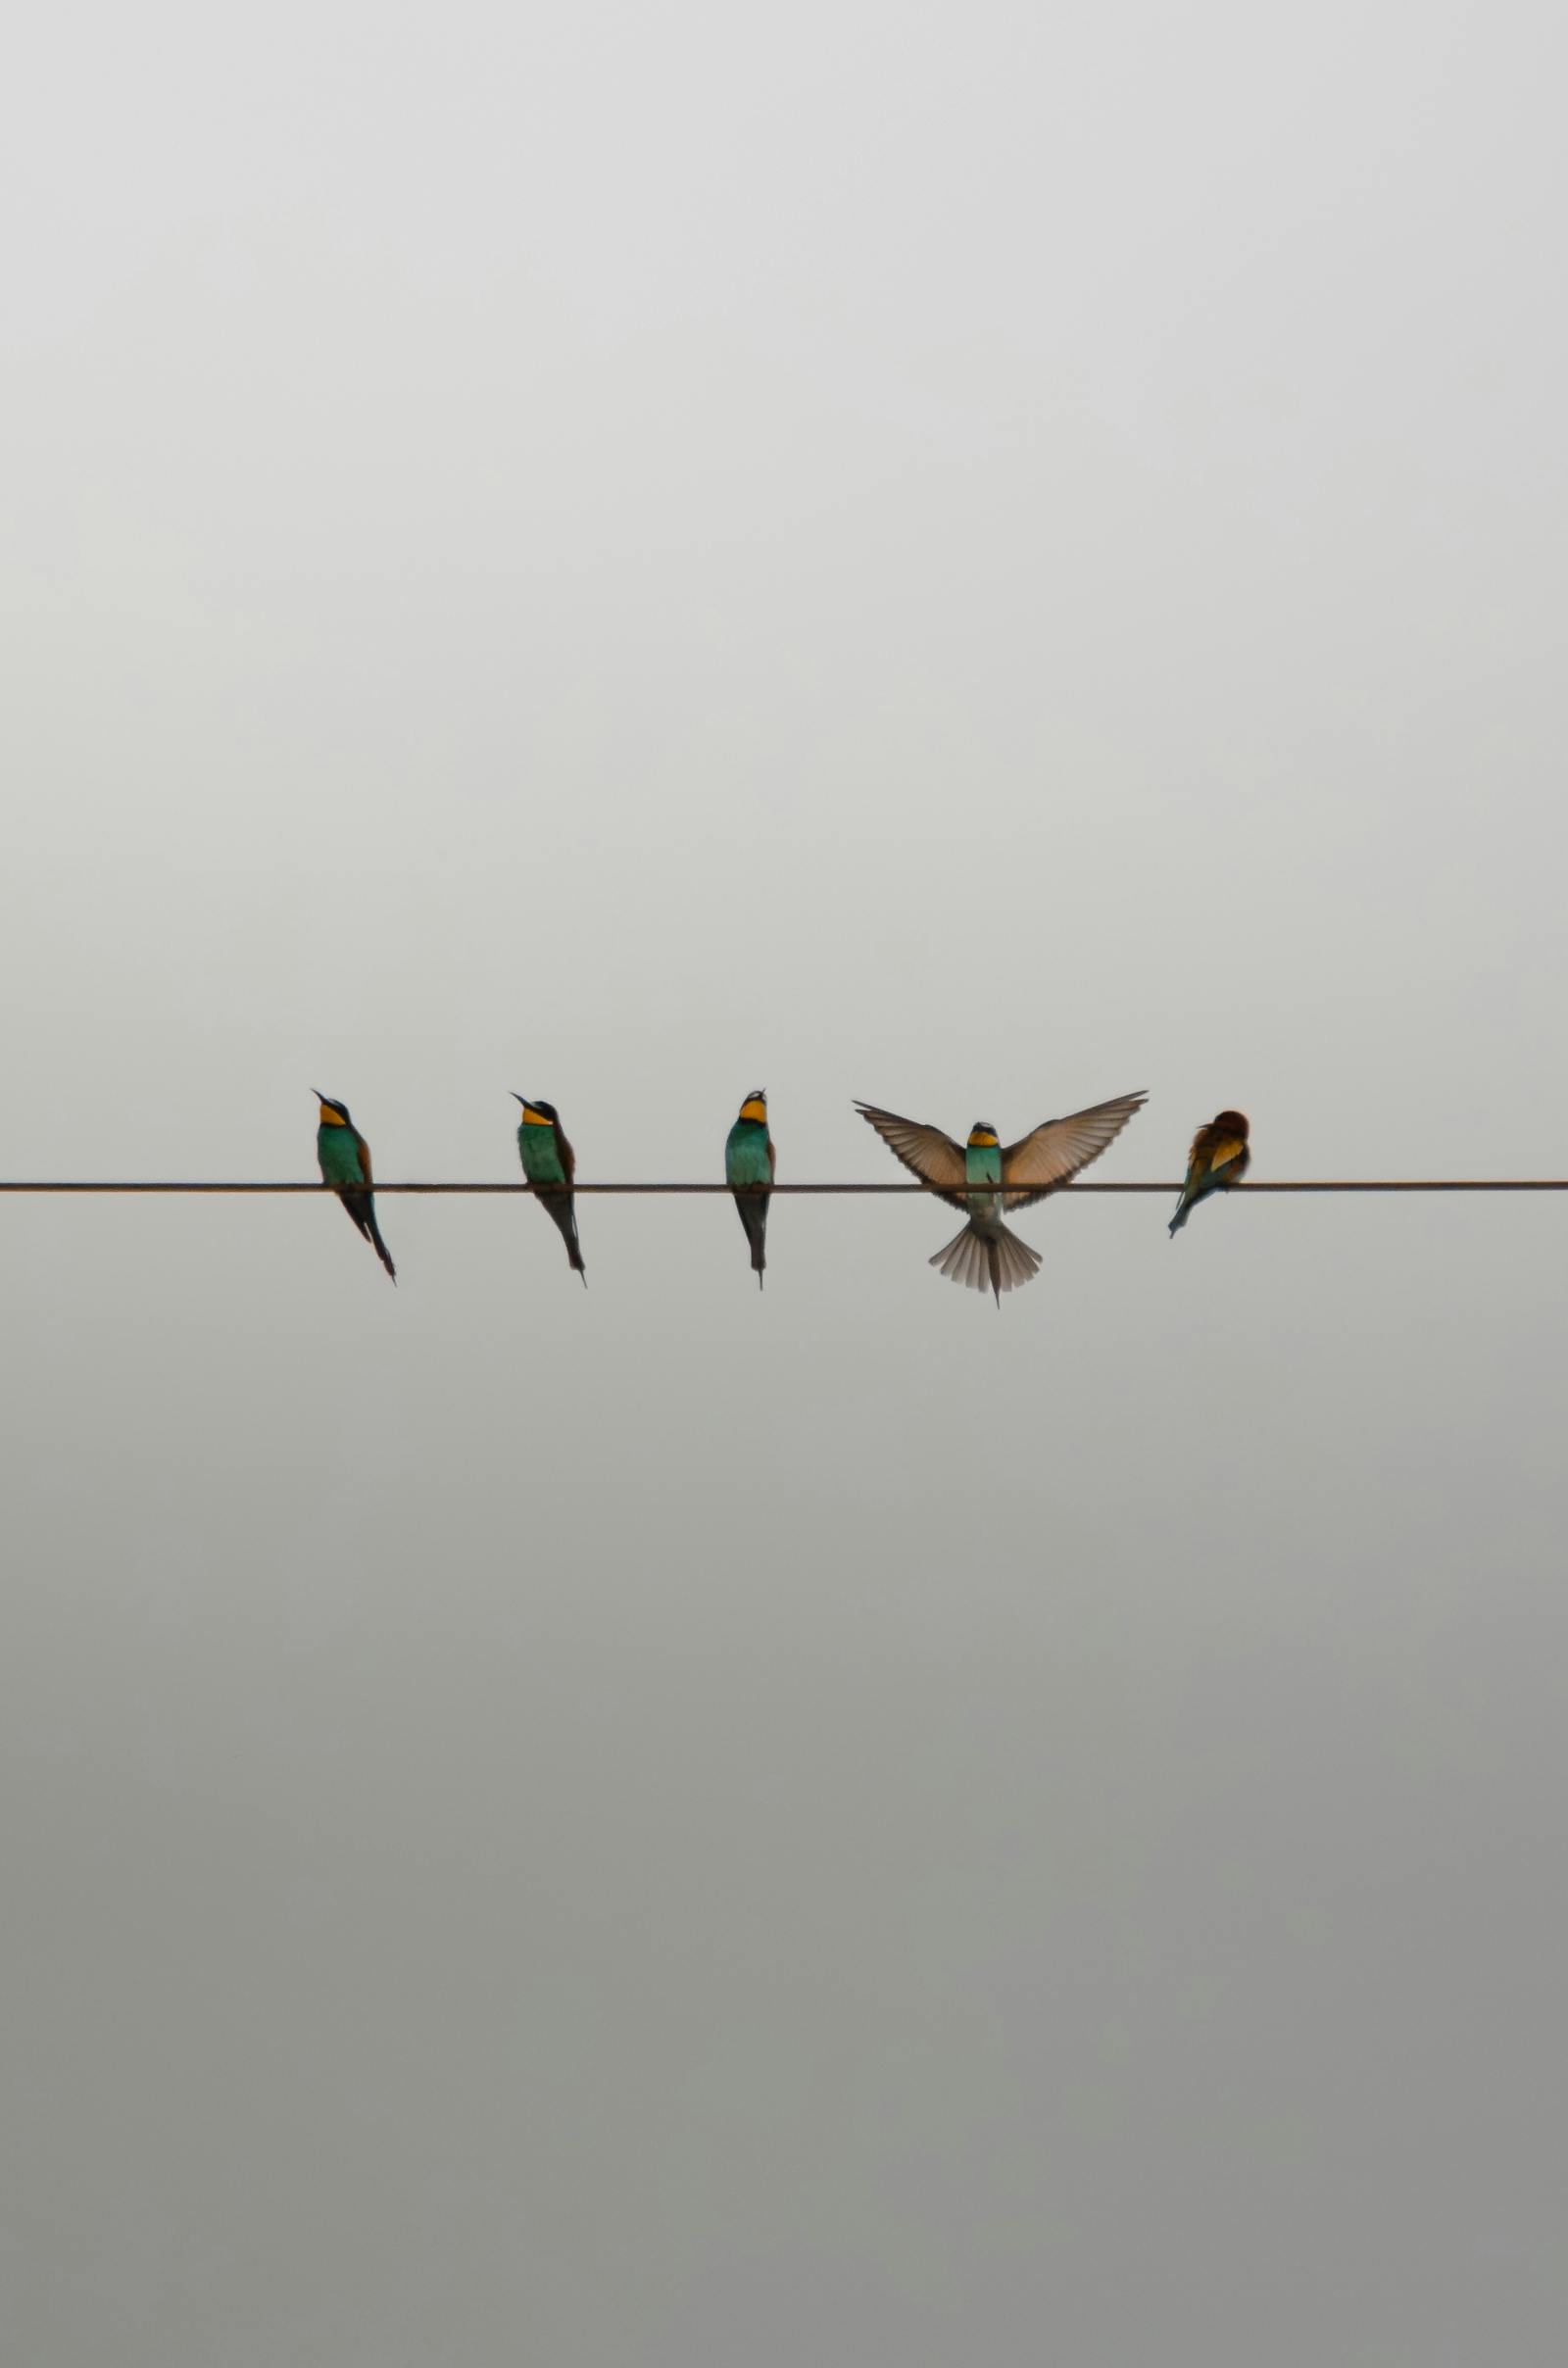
xmin=514 ymin=1097 xmax=586 ymax=1283
xmin=856 ymin=1090 xmax=1146 ymax=1304
xmin=1169 ymin=1110 xmax=1250 ymax=1236
xmin=725 ymin=1089 xmax=775 ymax=1288
xmin=315 ymin=1093 xmax=396 ymax=1281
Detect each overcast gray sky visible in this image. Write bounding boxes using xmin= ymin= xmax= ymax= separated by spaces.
xmin=4 ymin=0 xmax=1568 ymax=2360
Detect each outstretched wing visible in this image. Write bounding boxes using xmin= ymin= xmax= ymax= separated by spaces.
xmin=855 ymin=1104 xmax=968 ymax=1211
xmin=1000 ymin=1091 xmax=1146 ymax=1209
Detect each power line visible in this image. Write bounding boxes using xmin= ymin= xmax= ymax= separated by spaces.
xmin=1 ymin=1181 xmax=1566 ymax=1196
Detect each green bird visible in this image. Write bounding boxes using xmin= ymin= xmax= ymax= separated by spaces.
xmin=315 ymin=1092 xmax=396 ymax=1281
xmin=513 ymin=1097 xmax=586 ymax=1283
xmin=856 ymin=1089 xmax=1146 ymax=1305
xmin=724 ymin=1088 xmax=775 ymax=1288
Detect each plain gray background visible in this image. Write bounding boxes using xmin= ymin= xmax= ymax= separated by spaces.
xmin=4 ymin=0 xmax=1567 ymax=2360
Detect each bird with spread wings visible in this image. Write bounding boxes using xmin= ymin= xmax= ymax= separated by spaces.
xmin=856 ymin=1091 xmax=1146 ymax=1304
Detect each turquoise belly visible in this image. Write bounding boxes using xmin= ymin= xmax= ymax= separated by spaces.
xmin=964 ymin=1145 xmax=1002 ymax=1222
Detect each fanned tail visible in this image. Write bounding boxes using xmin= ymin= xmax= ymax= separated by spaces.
xmin=733 ymin=1191 xmax=769 ymax=1288
xmin=929 ymin=1219 xmax=1041 ymax=1306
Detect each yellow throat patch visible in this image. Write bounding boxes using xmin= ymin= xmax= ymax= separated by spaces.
xmin=739 ymin=1097 xmax=767 ymax=1124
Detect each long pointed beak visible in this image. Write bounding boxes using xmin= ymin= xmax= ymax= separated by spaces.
xmin=513 ymin=1094 xmax=528 ymax=1107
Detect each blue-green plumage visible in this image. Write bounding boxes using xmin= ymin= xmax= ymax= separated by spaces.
xmin=514 ymin=1097 xmax=586 ymax=1282
xmin=315 ymin=1093 xmax=396 ymax=1280
xmin=963 ymin=1136 xmax=1003 ymax=1210
xmin=725 ymin=1092 xmax=775 ymax=1288
xmin=316 ymin=1122 xmax=367 ymax=1191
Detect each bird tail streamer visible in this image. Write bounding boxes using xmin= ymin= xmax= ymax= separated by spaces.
xmin=543 ymin=1192 xmax=588 ymax=1284
xmin=733 ymin=1192 xmax=769 ymax=1288
xmin=351 ymin=1195 xmax=398 ymax=1282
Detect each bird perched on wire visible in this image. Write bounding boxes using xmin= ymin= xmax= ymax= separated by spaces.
xmin=514 ymin=1097 xmax=586 ymax=1283
xmin=724 ymin=1089 xmax=775 ymax=1288
xmin=1169 ymin=1110 xmax=1250 ymax=1237
xmin=315 ymin=1092 xmax=396 ymax=1281
xmin=856 ymin=1090 xmax=1146 ymax=1304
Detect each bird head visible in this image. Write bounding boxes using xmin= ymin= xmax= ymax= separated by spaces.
xmin=967 ymin=1122 xmax=1000 ymax=1149
xmin=514 ymin=1097 xmax=559 ymax=1127
xmin=737 ymin=1090 xmax=767 ymax=1124
xmin=1212 ymin=1110 xmax=1250 ymax=1137
xmin=316 ymin=1092 xmax=353 ymax=1128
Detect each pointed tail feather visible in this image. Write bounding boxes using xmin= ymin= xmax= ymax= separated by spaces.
xmin=1171 ymin=1152 xmax=1249 ymax=1237
xmin=364 ymin=1203 xmax=397 ymax=1281
xmin=542 ymin=1191 xmax=587 ymax=1281
xmin=733 ymin=1191 xmax=769 ymax=1285
xmin=929 ymin=1219 xmax=1041 ymax=1301
xmin=1169 ymin=1175 xmax=1215 ymax=1237
xmin=1170 ymin=1167 xmax=1246 ymax=1237
xmin=340 ymin=1188 xmax=397 ymax=1281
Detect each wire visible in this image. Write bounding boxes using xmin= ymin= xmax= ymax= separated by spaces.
xmin=1 ymin=1181 xmax=1565 ymax=1195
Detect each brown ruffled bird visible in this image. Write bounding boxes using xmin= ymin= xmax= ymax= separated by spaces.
xmin=1169 ymin=1110 xmax=1251 ymax=1237
xmin=856 ymin=1090 xmax=1147 ymax=1304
